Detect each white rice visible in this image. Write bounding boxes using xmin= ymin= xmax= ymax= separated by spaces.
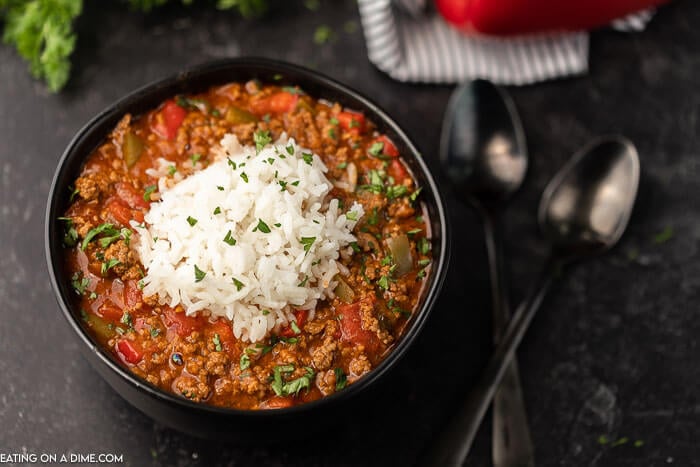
xmin=133 ymin=133 xmax=364 ymax=342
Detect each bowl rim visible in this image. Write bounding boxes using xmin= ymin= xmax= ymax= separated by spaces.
xmin=45 ymin=57 xmax=450 ymax=418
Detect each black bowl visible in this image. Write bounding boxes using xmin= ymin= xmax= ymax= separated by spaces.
xmin=45 ymin=58 xmax=449 ymax=440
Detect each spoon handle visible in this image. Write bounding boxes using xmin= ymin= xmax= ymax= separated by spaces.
xmin=418 ymin=257 xmax=557 ymax=467
xmin=482 ymin=215 xmax=535 ymax=467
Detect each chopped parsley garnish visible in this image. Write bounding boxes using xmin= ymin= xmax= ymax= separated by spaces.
xmin=168 ymin=165 xmax=177 ymax=176
xmin=137 ymin=279 xmax=145 ymax=290
xmin=98 ymin=228 xmax=132 ymax=248
xmin=653 ymin=225 xmax=674 ymax=244
xmin=213 ymin=206 xmax=221 ymax=215
xmin=279 ymin=180 xmax=288 ymax=191
xmin=290 ymin=321 xmax=301 ymax=335
xmin=213 ymin=334 xmax=222 ymax=352
xmin=360 ymin=170 xmax=385 ymax=194
xmin=418 ymin=259 xmax=431 ymax=267
xmin=346 ymin=211 xmax=358 ymax=221
xmin=350 ymin=241 xmax=360 ymax=253
xmin=418 ymin=237 xmax=431 ymax=255
xmin=190 ymin=153 xmax=202 ymax=165
xmin=240 ymin=172 xmax=249 ymax=183
xmin=101 ymin=258 xmax=121 ymax=276
xmin=253 ymin=219 xmax=271 ymax=233
xmin=69 ymin=185 xmax=79 ymax=202
xmin=368 ymin=141 xmax=384 ymax=157
xmin=286 ymin=144 xmax=295 ymax=156
xmin=417 ymin=269 xmax=426 ymax=280
xmin=298 ymin=275 xmax=309 ymax=287
xmin=71 ymin=272 xmax=89 ymax=295
xmin=88 ymin=291 xmax=97 ymax=300
xmin=271 ymin=365 xmax=315 ymax=397
xmin=282 ymin=86 xmax=305 ymax=95
xmin=267 ymin=157 xmax=275 ymax=165
xmin=217 ymin=185 xmax=225 ymax=191
xmin=120 ymin=311 xmax=133 ymax=328
xmin=416 ymin=215 xmax=424 ymax=223
xmin=58 ymin=217 xmax=78 ymax=247
xmin=274 ymin=223 xmax=281 ymax=227
xmin=150 ymin=328 xmax=160 ymax=338
xmin=377 ymin=275 xmax=389 ymax=290
xmin=386 ymin=185 xmax=408 ymax=199
xmin=380 ymin=255 xmax=393 ymax=266
xmin=302 ymin=152 xmax=313 ymax=165
xmin=337 ymin=161 xmax=348 ymax=169
xmin=194 ymin=264 xmax=206 ymax=282
xmin=223 ymin=230 xmax=236 ymax=246
xmin=329 ymin=117 xmax=339 ymax=125
xmin=334 ymin=367 xmax=347 ymax=391
xmin=291 ymin=180 xmax=300 ymax=186
xmin=186 ymin=216 xmax=198 ymax=226
xmin=367 ymin=207 xmax=379 ymax=225
xmin=300 ymin=236 xmax=316 ymax=254
xmin=409 ymin=187 xmax=423 ymax=202
xmin=262 ymin=309 xmax=270 ymax=315
xmin=227 ymin=158 xmax=237 ymax=170
xmin=240 ymin=353 xmax=251 ymax=371
xmin=143 ymin=185 xmax=157 ymax=201
xmin=81 ymin=223 xmax=119 ymax=250
xmin=327 ymin=128 xmax=337 ymax=139
xmin=254 ymin=130 xmax=272 ymax=153
xmin=232 ymin=277 xmax=244 ymax=291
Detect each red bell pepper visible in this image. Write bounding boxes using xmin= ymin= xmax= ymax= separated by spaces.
xmin=435 ymin=0 xmax=670 ymax=36
xmin=116 ymin=339 xmax=143 ymax=365
xmin=337 ymin=297 xmax=380 ymax=353
xmin=152 ymin=99 xmax=186 ymax=140
xmin=249 ymin=92 xmax=299 ymax=116
xmin=337 ymin=111 xmax=366 ymax=134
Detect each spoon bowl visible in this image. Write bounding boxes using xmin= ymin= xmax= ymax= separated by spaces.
xmin=440 ymin=80 xmax=528 ymax=205
xmin=539 ymin=136 xmax=640 ymax=258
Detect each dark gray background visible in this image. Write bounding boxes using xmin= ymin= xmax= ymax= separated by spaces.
xmin=1 ymin=0 xmax=698 ymax=465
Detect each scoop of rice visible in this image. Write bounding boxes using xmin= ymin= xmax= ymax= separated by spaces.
xmin=133 ymin=133 xmax=364 ymax=342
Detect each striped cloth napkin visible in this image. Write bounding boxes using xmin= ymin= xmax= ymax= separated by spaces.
xmin=357 ymin=0 xmax=655 ymax=85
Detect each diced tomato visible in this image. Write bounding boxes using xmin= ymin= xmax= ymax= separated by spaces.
xmin=279 ymin=309 xmax=309 ymax=338
xmin=97 ymin=302 xmax=123 ymax=321
xmin=162 ymin=307 xmax=205 ymax=337
xmin=259 ymin=396 xmax=294 ymax=409
xmin=388 ymin=159 xmax=410 ymax=184
xmin=249 ymin=92 xmax=298 ymax=116
xmin=375 ymin=135 xmax=400 ymax=158
xmin=337 ymin=297 xmax=380 ymax=353
xmin=115 ymin=182 xmax=149 ymax=210
xmin=116 ymin=339 xmax=143 ymax=364
xmin=152 ymin=99 xmax=186 ymax=140
xmin=337 ymin=111 xmax=366 ymax=134
xmin=106 ymin=198 xmax=135 ymax=226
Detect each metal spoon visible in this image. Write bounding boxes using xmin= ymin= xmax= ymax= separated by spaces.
xmin=421 ymin=136 xmax=640 ymax=466
xmin=440 ymin=80 xmax=534 ymax=467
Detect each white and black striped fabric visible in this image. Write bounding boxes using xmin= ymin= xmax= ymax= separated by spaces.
xmin=358 ymin=0 xmax=654 ymax=85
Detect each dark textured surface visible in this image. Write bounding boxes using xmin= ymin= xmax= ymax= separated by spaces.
xmin=1 ymin=1 xmax=698 ymax=465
